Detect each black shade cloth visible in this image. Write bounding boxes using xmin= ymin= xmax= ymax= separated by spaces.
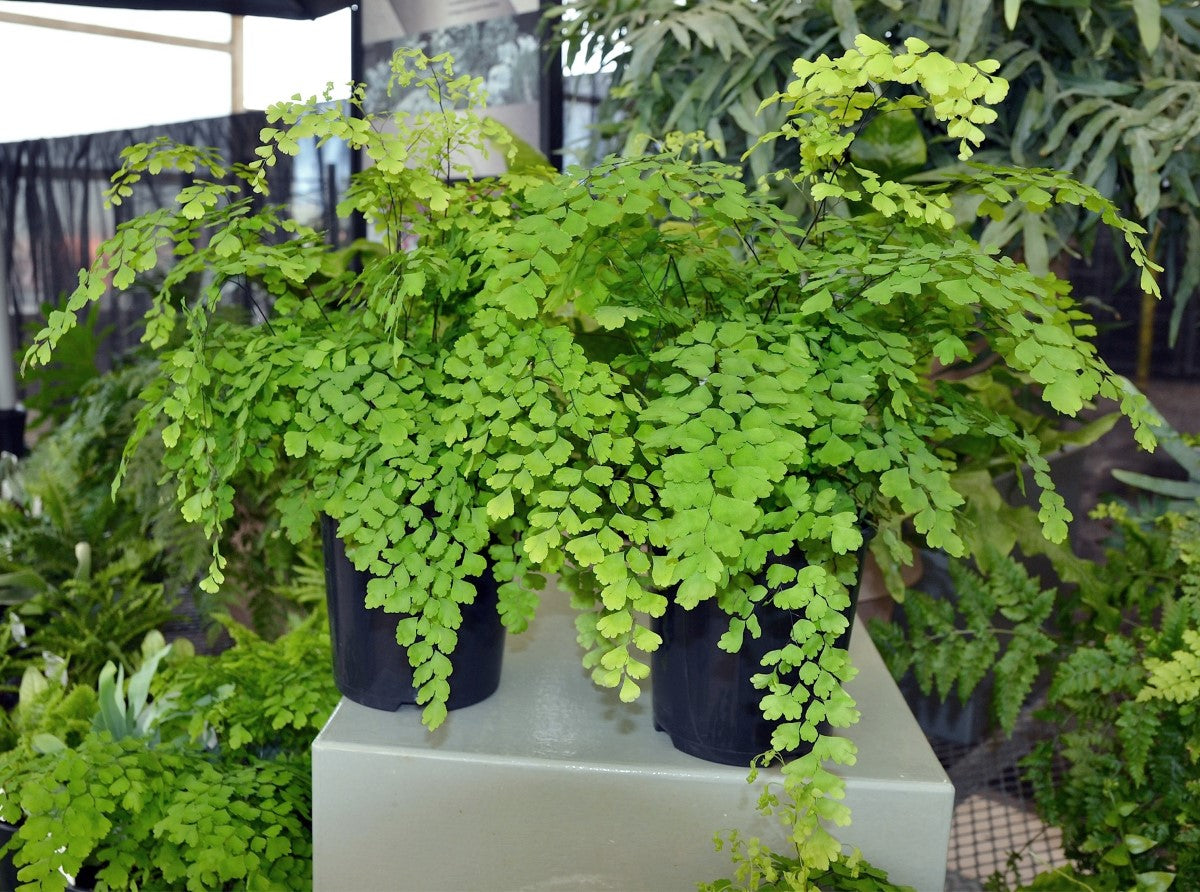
xmin=2 ymin=0 xmax=351 ymax=20
xmin=0 ymin=107 xmax=350 ymax=373
xmin=0 ymin=113 xmax=310 ymax=372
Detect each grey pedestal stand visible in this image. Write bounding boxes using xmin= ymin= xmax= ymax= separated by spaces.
xmin=312 ymin=589 xmax=953 ymax=891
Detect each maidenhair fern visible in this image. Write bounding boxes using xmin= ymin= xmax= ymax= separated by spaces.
xmin=21 ymin=39 xmax=1166 ymax=886
xmin=495 ymin=38 xmax=1157 ymax=871
xmin=25 ymin=51 xmax=558 ymax=730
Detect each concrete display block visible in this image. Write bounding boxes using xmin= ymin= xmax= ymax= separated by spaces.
xmin=313 ymin=589 xmax=953 ymax=892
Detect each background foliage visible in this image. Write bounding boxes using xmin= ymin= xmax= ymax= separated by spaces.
xmin=555 ymin=0 xmax=1200 ymax=342
xmin=874 ymin=497 xmax=1200 ymax=888
xmin=0 ymin=616 xmax=337 ymax=891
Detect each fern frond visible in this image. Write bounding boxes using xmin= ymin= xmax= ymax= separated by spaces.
xmin=1140 ymin=628 xmax=1200 ymax=704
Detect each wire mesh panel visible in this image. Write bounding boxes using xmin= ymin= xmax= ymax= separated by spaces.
xmin=928 ymin=723 xmax=1070 ymax=891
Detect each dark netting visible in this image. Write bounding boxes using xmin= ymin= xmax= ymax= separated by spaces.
xmin=1070 ymin=227 xmax=1200 ymax=380
xmin=0 ymin=111 xmax=349 ymax=390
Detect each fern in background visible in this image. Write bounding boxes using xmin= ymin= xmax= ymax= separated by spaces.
xmin=878 ymin=500 xmax=1200 ymax=888
xmin=18 ymin=299 xmax=112 ymax=429
xmin=4 ymin=349 xmax=321 ymax=652
xmin=870 ymin=553 xmax=1056 ymax=734
xmin=152 ymin=610 xmax=338 ymax=757
xmin=0 ymin=611 xmax=337 ymax=891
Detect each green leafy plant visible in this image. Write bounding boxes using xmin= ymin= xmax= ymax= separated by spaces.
xmin=0 ymin=665 xmax=97 ymax=755
xmin=0 ymin=372 xmax=168 ymax=592
xmin=704 ymin=831 xmax=914 ymax=891
xmin=1111 ymin=380 xmax=1200 ymax=511
xmin=0 ymin=539 xmax=174 ymax=695
xmin=18 ymin=298 xmax=112 ymax=429
xmin=55 ymin=347 xmax=323 ymax=637
xmin=92 ymin=632 xmax=179 ymax=742
xmin=1019 ymin=502 xmax=1200 ymax=889
xmin=23 ymin=39 xmax=1163 ymax=887
xmin=24 ymin=50 xmax=569 ymax=729
xmin=0 ymin=361 xmax=212 ymax=684
xmin=152 ymin=611 xmax=340 ymax=756
xmin=2 ymin=352 xmax=315 ymax=681
xmin=0 ymin=617 xmax=337 ymax=891
xmin=470 ymin=36 xmax=1157 ymax=879
xmin=936 ymin=363 xmax=1117 ymax=588
xmin=870 ymin=552 xmax=1058 ymax=733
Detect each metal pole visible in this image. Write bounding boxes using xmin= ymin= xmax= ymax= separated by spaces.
xmin=349 ymin=3 xmax=365 ymax=244
xmin=0 ymin=238 xmax=26 ymax=457
xmin=0 ymin=242 xmax=17 ymax=411
xmin=539 ymin=0 xmax=564 ymax=171
xmin=231 ymin=15 xmax=245 ymax=113
xmin=1135 ymin=221 xmax=1164 ymax=389
xmin=0 ymin=12 xmax=230 ymax=52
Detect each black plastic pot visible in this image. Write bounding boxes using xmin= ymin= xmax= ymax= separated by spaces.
xmin=0 ymin=820 xmax=18 ymax=892
xmin=0 ymin=408 xmax=26 ymax=458
xmin=651 ymin=543 xmax=871 ymax=766
xmin=320 ymin=516 xmax=506 ymax=712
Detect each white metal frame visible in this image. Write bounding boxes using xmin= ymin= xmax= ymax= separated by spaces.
xmin=0 ymin=10 xmax=245 ymax=111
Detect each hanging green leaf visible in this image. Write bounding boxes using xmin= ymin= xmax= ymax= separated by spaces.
xmin=1133 ymin=0 xmax=1163 ymax=53
xmin=1004 ymin=0 xmax=1022 ymax=30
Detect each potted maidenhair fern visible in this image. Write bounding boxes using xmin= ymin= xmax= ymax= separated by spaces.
xmin=26 ymin=50 xmax=570 ymax=729
xmin=27 ymin=37 xmax=1161 ymax=886
xmin=445 ymin=35 xmax=1160 ymax=878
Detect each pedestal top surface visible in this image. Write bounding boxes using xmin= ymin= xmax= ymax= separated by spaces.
xmin=315 ymin=587 xmax=949 ymax=791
